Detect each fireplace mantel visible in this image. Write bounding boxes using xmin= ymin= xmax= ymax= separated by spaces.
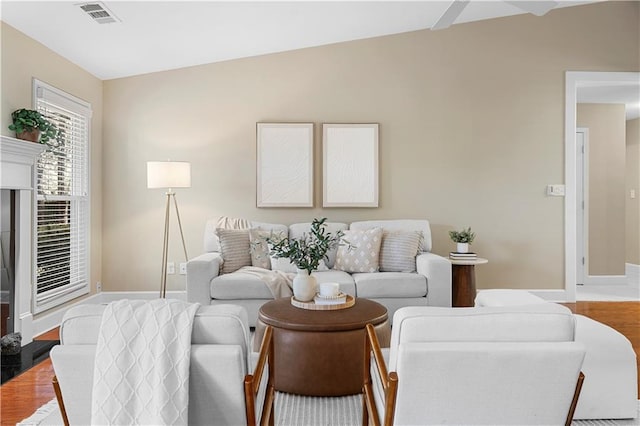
xmin=1 ymin=135 xmax=46 ymax=345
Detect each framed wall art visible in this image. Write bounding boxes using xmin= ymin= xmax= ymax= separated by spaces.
xmin=322 ymin=123 xmax=379 ymax=207
xmin=256 ymin=122 xmax=314 ymax=207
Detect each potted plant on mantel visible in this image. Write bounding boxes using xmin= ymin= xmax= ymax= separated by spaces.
xmin=268 ymin=217 xmax=344 ymax=302
xmin=449 ymin=226 xmax=476 ymax=253
xmin=8 ymin=109 xmax=58 ymax=144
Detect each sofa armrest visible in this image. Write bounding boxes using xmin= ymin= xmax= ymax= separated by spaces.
xmin=416 ymin=252 xmax=452 ymax=307
xmin=187 ymin=252 xmax=222 ymax=304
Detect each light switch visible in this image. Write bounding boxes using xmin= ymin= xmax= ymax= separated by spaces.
xmin=546 ymin=184 xmax=565 ymax=196
xmin=631 ymin=189 xmax=636 ymax=199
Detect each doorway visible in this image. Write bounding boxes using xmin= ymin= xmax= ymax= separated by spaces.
xmin=565 ymin=71 xmax=640 ymax=302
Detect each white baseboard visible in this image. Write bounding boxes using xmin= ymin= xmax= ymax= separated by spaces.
xmin=32 ymin=291 xmax=187 ymax=337
xmin=626 ymin=263 xmax=640 ymax=286
xmin=583 ymin=275 xmax=628 ymax=285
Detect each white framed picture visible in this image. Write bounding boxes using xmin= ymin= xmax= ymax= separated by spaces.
xmin=256 ymin=122 xmax=314 ymax=207
xmin=322 ymin=123 xmax=379 ymax=208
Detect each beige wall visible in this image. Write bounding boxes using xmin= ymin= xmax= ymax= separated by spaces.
xmin=577 ymin=104 xmax=627 ymax=276
xmin=1 ymin=22 xmax=103 ymax=312
xmin=627 ymin=118 xmax=640 ymax=265
xmin=100 ymin=1 xmax=639 ymax=293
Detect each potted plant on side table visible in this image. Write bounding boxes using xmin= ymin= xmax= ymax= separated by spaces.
xmin=8 ymin=109 xmax=58 ymax=144
xmin=449 ymin=226 xmax=476 ymax=254
xmin=268 ymin=217 xmax=344 ymax=302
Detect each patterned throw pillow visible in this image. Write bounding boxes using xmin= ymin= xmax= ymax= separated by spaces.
xmin=334 ymin=228 xmax=383 ymax=273
xmin=216 ymin=228 xmax=251 ymax=274
xmin=379 ymin=230 xmax=421 ymax=272
xmin=249 ymin=229 xmax=287 ymax=269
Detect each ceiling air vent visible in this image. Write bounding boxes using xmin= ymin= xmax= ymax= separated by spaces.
xmin=78 ymin=2 xmax=120 ymax=24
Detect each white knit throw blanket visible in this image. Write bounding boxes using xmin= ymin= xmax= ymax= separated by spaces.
xmin=90 ymin=299 xmax=199 ymax=426
xmin=236 ymin=266 xmax=294 ymax=298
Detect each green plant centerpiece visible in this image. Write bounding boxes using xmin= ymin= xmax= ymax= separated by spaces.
xmin=449 ymin=227 xmax=475 ymax=253
xmin=268 ymin=217 xmax=344 ymax=302
xmin=8 ymin=109 xmax=58 ymax=144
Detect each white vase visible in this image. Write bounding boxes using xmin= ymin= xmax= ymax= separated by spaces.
xmin=456 ymin=242 xmax=469 ymax=253
xmin=292 ymin=269 xmax=317 ymax=302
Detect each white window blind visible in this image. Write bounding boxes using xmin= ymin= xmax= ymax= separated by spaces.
xmin=33 ymin=80 xmax=91 ymax=313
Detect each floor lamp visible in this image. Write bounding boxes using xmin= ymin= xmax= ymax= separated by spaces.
xmin=147 ymin=161 xmax=191 ymax=298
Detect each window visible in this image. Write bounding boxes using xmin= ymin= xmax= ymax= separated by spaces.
xmin=33 ymin=79 xmax=91 ymax=313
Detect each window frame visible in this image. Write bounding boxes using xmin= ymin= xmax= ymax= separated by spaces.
xmin=32 ymin=79 xmax=92 ymax=313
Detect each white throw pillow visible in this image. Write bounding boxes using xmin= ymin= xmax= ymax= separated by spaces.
xmin=216 ymin=228 xmax=251 ymax=274
xmin=379 ymin=230 xmax=421 ymax=272
xmin=249 ymin=228 xmax=286 ymax=269
xmin=334 ymin=228 xmax=383 ymax=273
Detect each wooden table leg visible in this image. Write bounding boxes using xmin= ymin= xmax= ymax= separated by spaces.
xmin=452 ymin=264 xmax=476 ymax=307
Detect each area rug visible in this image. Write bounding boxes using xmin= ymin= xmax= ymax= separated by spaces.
xmin=18 ymin=396 xmax=640 ymax=425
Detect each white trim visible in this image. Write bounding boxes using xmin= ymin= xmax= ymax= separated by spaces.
xmin=32 ymin=291 xmax=187 ymax=337
xmin=626 ymin=263 xmax=640 ymax=285
xmin=564 ymin=71 xmax=640 ymax=304
xmin=583 ymin=275 xmax=629 ymax=286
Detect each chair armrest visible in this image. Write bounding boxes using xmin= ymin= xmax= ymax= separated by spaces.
xmin=416 ymin=252 xmax=452 ymax=307
xmin=363 ymin=323 xmax=398 ymax=426
xmin=244 ymin=326 xmax=275 ymax=426
xmin=187 ymin=252 xmax=222 ymax=304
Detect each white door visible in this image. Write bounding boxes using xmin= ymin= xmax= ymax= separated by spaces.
xmin=576 ymin=128 xmax=589 ymax=285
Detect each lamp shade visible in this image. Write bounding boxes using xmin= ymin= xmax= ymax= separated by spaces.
xmin=147 ymin=161 xmax=191 ymax=189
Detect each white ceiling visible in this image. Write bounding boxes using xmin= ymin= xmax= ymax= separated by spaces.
xmin=4 ymin=0 xmax=636 ymax=119
xmin=1 ymin=0 xmax=594 ymax=80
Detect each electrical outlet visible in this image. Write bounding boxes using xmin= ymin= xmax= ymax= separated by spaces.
xmin=546 ymin=184 xmax=565 ymax=196
xmin=167 ymin=262 xmax=175 ymax=274
xmin=96 ymin=282 xmax=102 ymax=293
xmin=179 ymin=262 xmax=187 ymax=275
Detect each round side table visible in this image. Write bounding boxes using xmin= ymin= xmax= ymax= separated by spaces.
xmin=450 ymin=257 xmax=488 ymax=307
xmin=255 ymin=297 xmax=390 ymax=396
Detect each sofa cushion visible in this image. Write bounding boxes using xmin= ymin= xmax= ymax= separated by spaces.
xmin=288 ymin=221 xmax=348 ymax=268
xmin=350 ymin=219 xmax=432 ymax=252
xmin=379 ymin=230 xmax=421 ymax=272
xmin=217 ymin=228 xmax=252 ymax=274
xmin=312 ymin=270 xmax=356 ymax=296
xmin=335 ymin=228 xmax=383 ymax=273
xmin=210 ymin=272 xmax=274 ymax=299
xmin=354 ymin=272 xmax=427 ymax=298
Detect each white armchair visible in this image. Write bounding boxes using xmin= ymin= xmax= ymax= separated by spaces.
xmin=51 ymin=304 xmax=271 ymax=426
xmin=363 ymin=304 xmax=586 ymax=426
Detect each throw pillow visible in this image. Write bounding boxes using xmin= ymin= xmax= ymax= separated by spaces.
xmin=216 ymin=228 xmax=251 ymax=274
xmin=334 ymin=228 xmax=383 ymax=273
xmin=379 ymin=230 xmax=421 ymax=272
xmin=249 ymin=229 xmax=286 ymax=270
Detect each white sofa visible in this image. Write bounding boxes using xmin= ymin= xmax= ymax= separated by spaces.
xmin=475 ymin=289 xmax=638 ymax=420
xmin=367 ymin=304 xmax=586 ymax=425
xmin=187 ymin=218 xmax=452 ymax=326
xmin=50 ymin=304 xmax=256 ymax=426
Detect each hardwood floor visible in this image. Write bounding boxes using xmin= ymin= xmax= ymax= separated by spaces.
xmin=1 ymin=329 xmax=59 ymax=426
xmin=1 ymin=301 xmax=638 ymax=425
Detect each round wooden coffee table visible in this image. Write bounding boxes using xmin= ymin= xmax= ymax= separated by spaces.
xmin=255 ymin=297 xmax=390 ymax=396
